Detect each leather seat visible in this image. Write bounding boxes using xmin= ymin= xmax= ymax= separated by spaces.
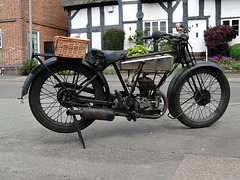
xmin=91 ymin=49 xmax=128 ymax=64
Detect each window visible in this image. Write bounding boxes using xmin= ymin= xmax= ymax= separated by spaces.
xmin=145 ymin=22 xmax=151 ymax=36
xmin=232 ymin=20 xmax=239 ymax=35
xmin=144 ymin=21 xmax=167 ymax=36
xmin=28 ymin=30 xmax=39 ymax=59
xmin=222 ymin=19 xmax=239 ymax=35
xmin=0 ymin=29 xmax=2 ymax=48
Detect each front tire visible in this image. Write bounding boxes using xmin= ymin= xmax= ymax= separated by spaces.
xmin=29 ymin=61 xmax=104 ymax=133
xmin=168 ymin=68 xmax=230 ymax=128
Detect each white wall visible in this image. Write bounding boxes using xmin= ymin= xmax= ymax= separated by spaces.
xmin=221 ymin=0 xmax=240 ymax=18
xmin=71 ymin=9 xmax=88 ymax=29
xmin=204 ymin=0 xmax=215 ymax=27
xmin=122 ymin=4 xmax=138 ymax=21
xmin=92 ymin=7 xmax=100 ymax=27
xmin=104 ymin=5 xmax=119 ymax=26
xmin=142 ymin=3 xmax=167 ymax=21
xmin=188 ymin=0 xmax=199 ymax=17
xmin=92 ymin=32 xmax=102 ymax=49
xmin=172 ymin=1 xmax=183 ymax=23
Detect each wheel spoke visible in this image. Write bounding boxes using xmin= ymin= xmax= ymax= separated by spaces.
xmin=39 ymin=71 xmax=96 ymax=124
xmin=179 ymin=71 xmax=223 ymax=122
xmin=29 ymin=63 xmax=104 ymax=133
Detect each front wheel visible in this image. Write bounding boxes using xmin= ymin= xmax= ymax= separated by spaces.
xmin=29 ymin=61 xmax=104 ymax=133
xmin=168 ymin=68 xmax=230 ymax=128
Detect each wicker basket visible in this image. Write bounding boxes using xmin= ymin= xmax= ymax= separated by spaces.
xmin=53 ymin=36 xmax=90 ymax=58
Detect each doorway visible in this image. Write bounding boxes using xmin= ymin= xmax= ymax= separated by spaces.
xmin=188 ymin=19 xmax=207 ymax=52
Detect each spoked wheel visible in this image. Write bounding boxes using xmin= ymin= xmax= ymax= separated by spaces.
xmin=169 ymin=68 xmax=230 ymax=128
xmin=29 ymin=61 xmax=104 ymax=133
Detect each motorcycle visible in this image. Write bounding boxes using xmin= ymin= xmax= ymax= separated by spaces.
xmin=21 ymin=31 xmax=230 ymax=148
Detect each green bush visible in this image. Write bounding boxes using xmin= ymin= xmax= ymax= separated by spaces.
xmin=103 ymin=65 xmax=116 ymax=75
xmin=127 ymin=45 xmax=149 ymax=56
xmin=103 ymin=28 xmax=125 ymax=50
xmin=20 ymin=59 xmax=38 ymax=75
xmin=230 ymin=43 xmax=240 ymax=60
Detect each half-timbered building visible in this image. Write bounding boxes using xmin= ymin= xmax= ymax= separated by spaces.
xmin=61 ymin=0 xmax=240 ymax=54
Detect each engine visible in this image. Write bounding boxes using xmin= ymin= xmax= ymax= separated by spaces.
xmin=136 ymin=75 xmax=165 ymax=114
xmin=138 ymin=76 xmax=156 ymax=98
xmin=113 ymin=74 xmax=167 ymax=115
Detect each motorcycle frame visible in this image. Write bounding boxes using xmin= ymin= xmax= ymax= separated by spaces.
xmin=27 ymin=35 xmax=195 ymax=110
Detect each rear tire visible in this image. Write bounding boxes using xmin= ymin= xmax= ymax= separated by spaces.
xmin=29 ymin=61 xmax=104 ymax=133
xmin=168 ymin=68 xmax=230 ymax=128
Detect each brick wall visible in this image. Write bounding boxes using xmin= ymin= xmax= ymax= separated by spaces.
xmin=0 ymin=0 xmax=68 ymax=68
xmin=25 ymin=0 xmax=68 ymax=55
xmin=0 ymin=0 xmax=24 ymax=66
xmin=0 ymin=21 xmax=24 ymax=66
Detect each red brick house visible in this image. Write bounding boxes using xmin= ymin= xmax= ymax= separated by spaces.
xmin=0 ymin=0 xmax=68 ymax=74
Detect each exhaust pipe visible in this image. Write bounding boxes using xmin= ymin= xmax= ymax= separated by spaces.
xmin=67 ymin=107 xmax=166 ymax=121
xmin=67 ymin=108 xmax=115 ymax=121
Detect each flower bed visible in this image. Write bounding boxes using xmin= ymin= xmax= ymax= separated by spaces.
xmin=206 ymin=56 xmax=240 ymax=71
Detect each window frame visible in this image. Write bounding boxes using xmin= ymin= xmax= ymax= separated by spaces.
xmin=222 ymin=18 xmax=239 ymax=36
xmin=27 ymin=29 xmax=40 ymax=59
xmin=143 ymin=20 xmax=168 ymax=36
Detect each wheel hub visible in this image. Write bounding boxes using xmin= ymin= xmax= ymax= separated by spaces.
xmin=57 ymin=88 xmax=75 ymax=108
xmin=194 ymin=89 xmax=211 ymax=106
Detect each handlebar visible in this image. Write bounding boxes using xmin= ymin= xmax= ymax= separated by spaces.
xmin=143 ymin=31 xmax=189 ymax=42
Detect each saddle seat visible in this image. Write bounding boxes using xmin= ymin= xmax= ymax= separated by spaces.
xmin=91 ymin=48 xmax=128 ymax=64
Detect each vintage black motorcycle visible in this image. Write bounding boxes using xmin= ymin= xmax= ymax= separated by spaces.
xmin=21 ymin=31 xmax=230 ymax=147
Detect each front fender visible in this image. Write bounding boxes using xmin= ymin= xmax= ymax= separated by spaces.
xmin=21 ymin=57 xmax=110 ymax=98
xmin=167 ymin=61 xmax=223 ymax=101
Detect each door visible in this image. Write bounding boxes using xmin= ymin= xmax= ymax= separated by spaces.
xmin=124 ymin=23 xmax=137 ymax=49
xmin=188 ymin=20 xmax=207 ymax=52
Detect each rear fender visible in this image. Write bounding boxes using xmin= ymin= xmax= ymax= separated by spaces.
xmin=21 ymin=57 xmax=110 ymax=98
xmin=167 ymin=61 xmax=223 ymax=102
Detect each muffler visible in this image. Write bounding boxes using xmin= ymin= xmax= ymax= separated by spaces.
xmin=67 ymin=108 xmax=115 ymax=121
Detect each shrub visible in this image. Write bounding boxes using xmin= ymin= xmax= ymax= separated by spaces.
xmin=103 ymin=65 xmax=115 ymax=75
xmin=20 ymin=59 xmax=38 ymax=75
xmin=128 ymin=27 xmax=149 ymax=45
xmin=127 ymin=45 xmax=149 ymax=56
xmin=204 ymin=25 xmax=237 ymax=57
xmin=230 ymin=43 xmax=240 ymax=60
xmin=103 ymin=28 xmax=125 ymax=50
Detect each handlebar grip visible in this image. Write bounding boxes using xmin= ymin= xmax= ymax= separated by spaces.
xmin=143 ymin=36 xmax=153 ymax=39
xmin=152 ymin=31 xmax=166 ymax=40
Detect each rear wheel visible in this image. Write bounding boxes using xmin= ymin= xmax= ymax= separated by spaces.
xmin=29 ymin=61 xmax=104 ymax=133
xmin=169 ymin=68 xmax=230 ymax=128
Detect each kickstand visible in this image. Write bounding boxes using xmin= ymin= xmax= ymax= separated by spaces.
xmin=72 ymin=114 xmax=86 ymax=149
xmin=77 ymin=126 xmax=86 ymax=149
